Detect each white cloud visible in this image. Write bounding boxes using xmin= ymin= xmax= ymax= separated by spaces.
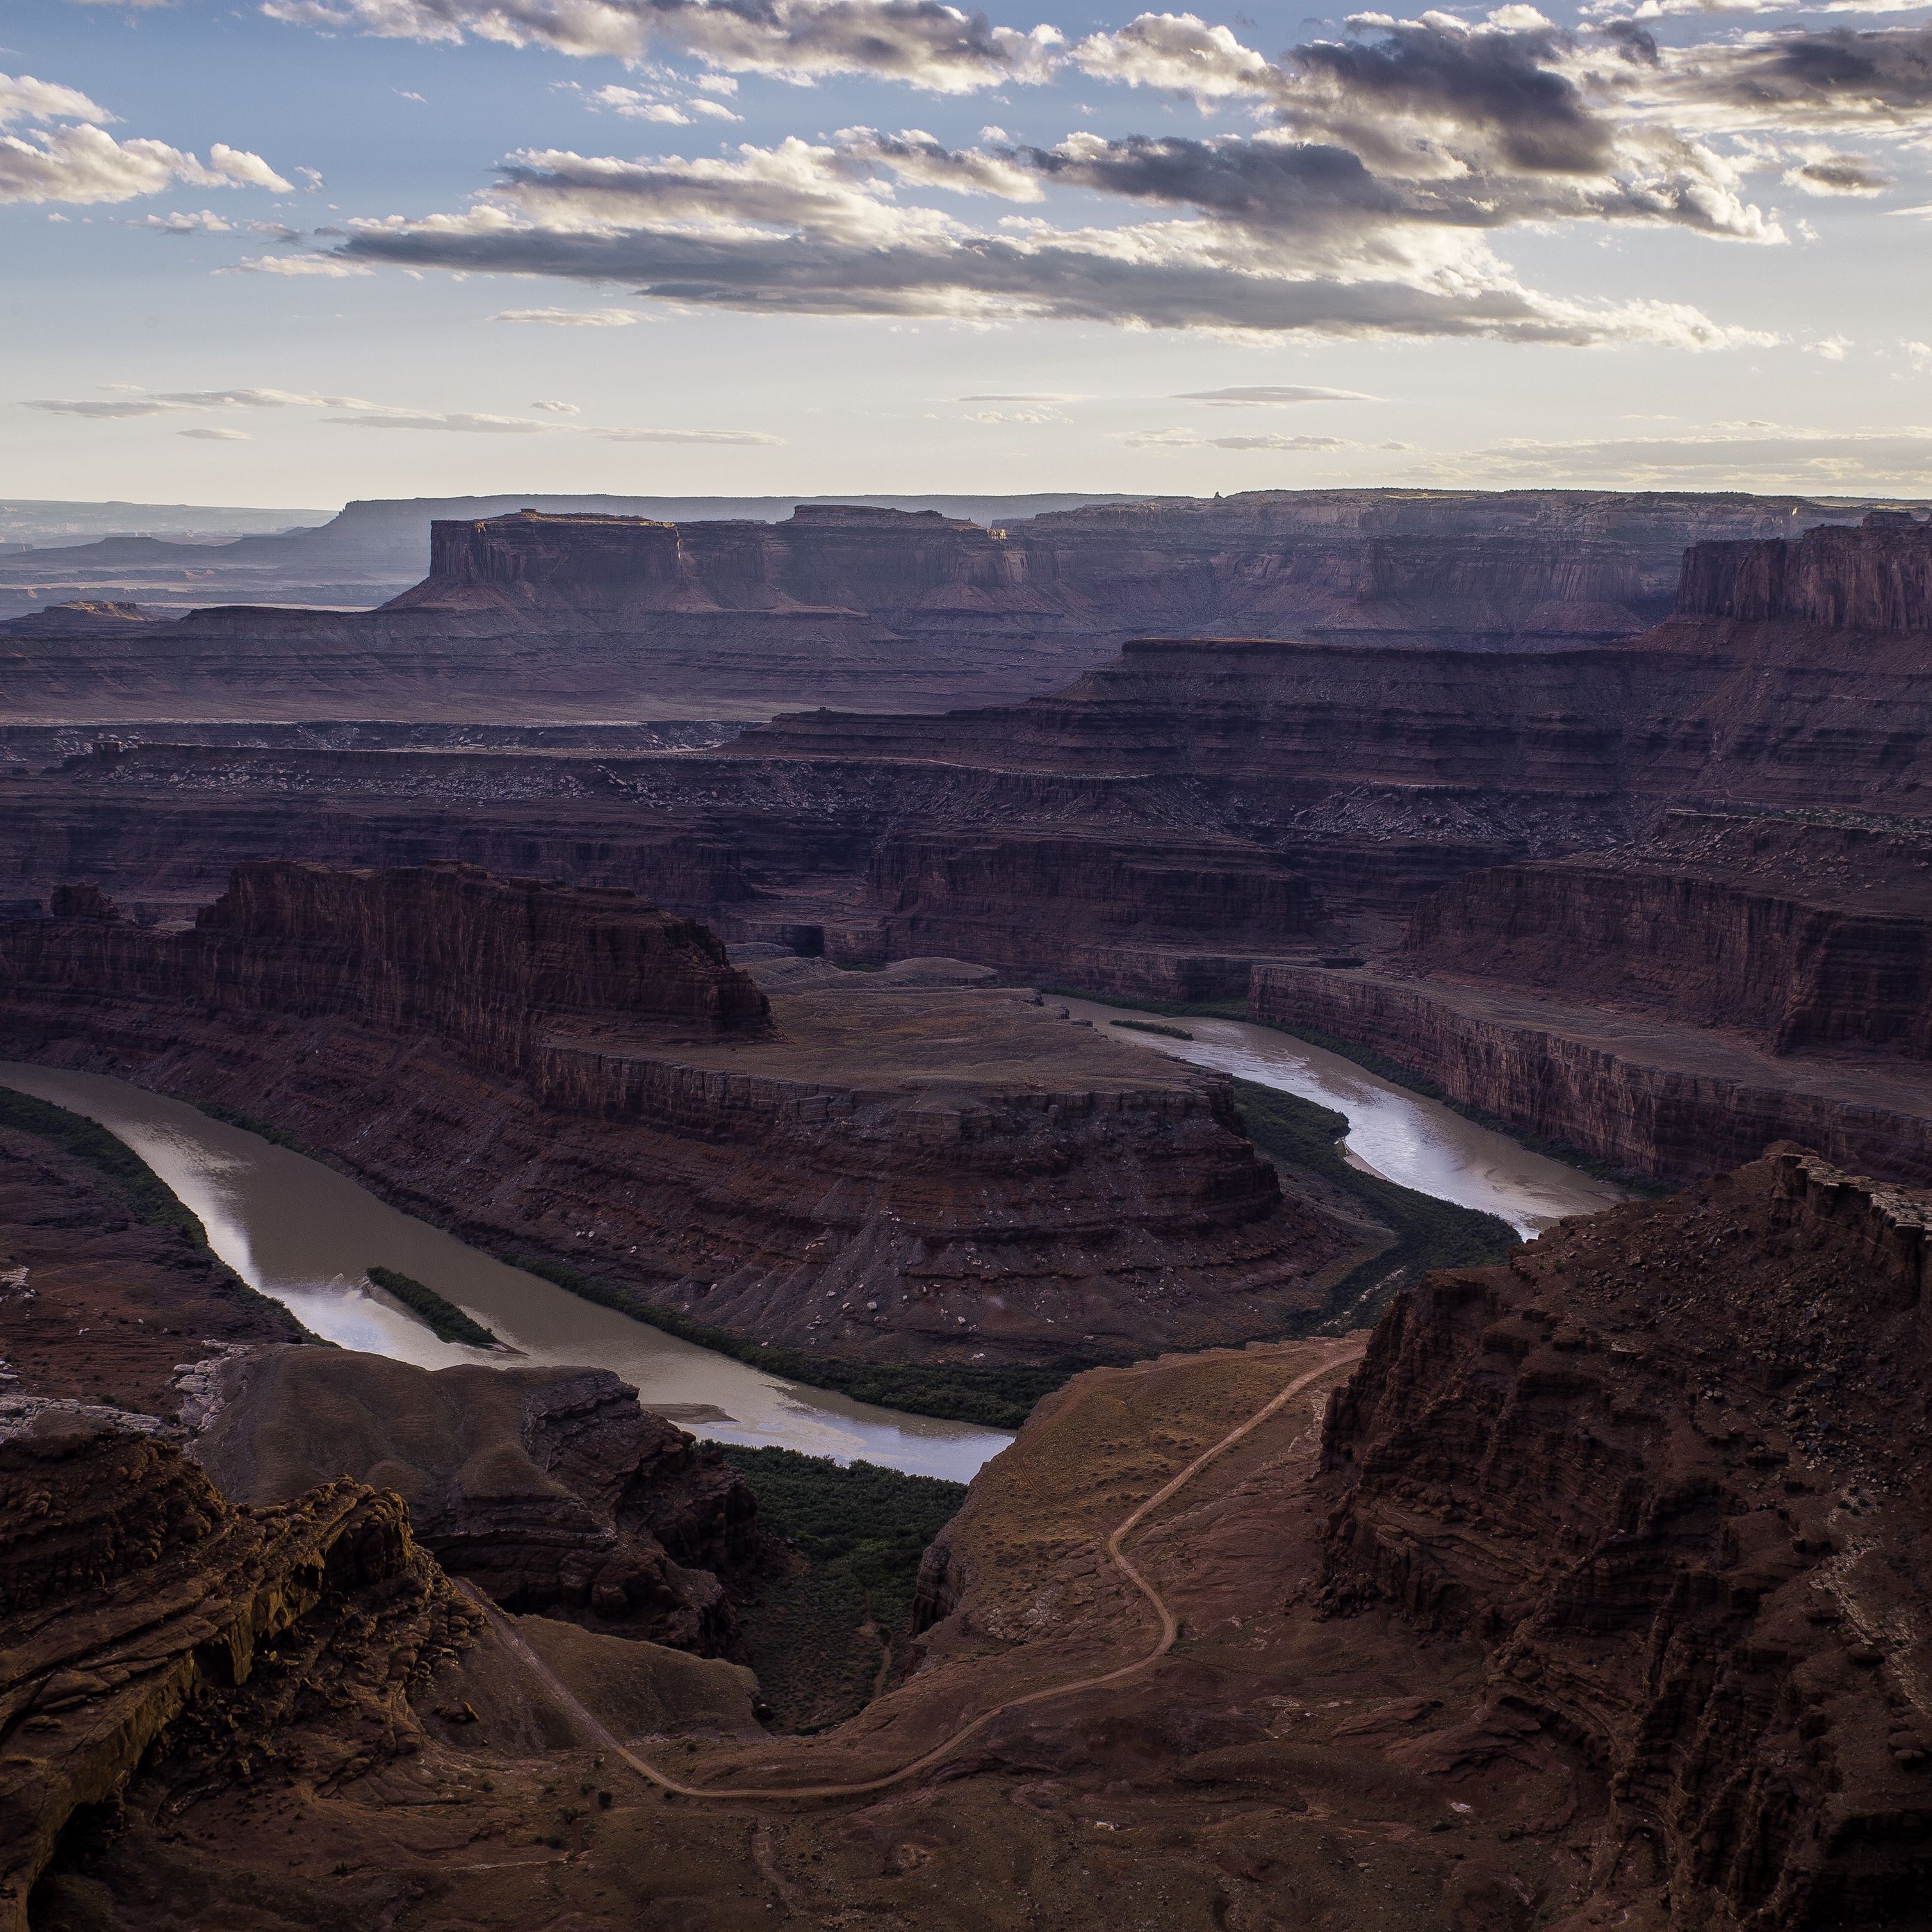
xmin=1121 ymin=427 xmax=1356 ymax=449
xmin=532 ymin=398 xmax=582 ymax=412
xmin=262 ymin=0 xmax=1066 ymax=92
xmin=489 ymin=304 xmax=642 ymax=324
xmin=1806 ymin=334 xmax=1853 ymax=359
xmin=179 ymin=426 xmax=252 ymax=440
xmin=0 ymin=123 xmax=291 ymax=206
xmin=0 ymin=72 xmax=108 ymax=128
xmin=225 ymin=252 xmax=371 ymax=274
xmin=1174 ymin=384 xmax=1377 ymax=404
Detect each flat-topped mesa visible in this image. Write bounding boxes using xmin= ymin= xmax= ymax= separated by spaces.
xmin=416 ymin=507 xmax=682 ymax=596
xmin=1676 ymin=509 xmax=1932 ymax=631
xmin=0 ymin=860 xmax=772 ymax=1078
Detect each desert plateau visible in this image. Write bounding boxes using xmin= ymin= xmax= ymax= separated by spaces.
xmin=8 ymin=1 xmax=1932 ymax=1922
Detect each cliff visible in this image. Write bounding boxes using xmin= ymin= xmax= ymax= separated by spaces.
xmin=3 ymin=489 xmax=1888 ymax=729
xmin=1677 ymin=509 xmax=1932 ymax=630
xmin=0 ymin=1423 xmax=469 ymax=1932
xmin=0 ymin=863 xmax=1361 ymax=1364
xmin=1248 ymin=963 xmax=1932 ymax=1185
xmin=1401 ymin=811 xmax=1932 ymax=1058
xmin=1319 ymin=1149 xmax=1932 ymax=1929
xmin=0 ymin=859 xmax=771 ymax=1079
xmin=195 ymin=1348 xmax=765 ymax=1653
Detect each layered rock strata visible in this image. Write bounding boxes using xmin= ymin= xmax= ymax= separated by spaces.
xmin=1249 ymin=960 xmax=1932 ymax=1185
xmin=1402 ymin=810 xmax=1932 ymax=1058
xmin=1320 ymin=1149 xmax=1932 ymax=1928
xmin=194 ymin=1347 xmax=764 ymax=1653
xmin=0 ymin=1423 xmax=470 ymax=1932
xmin=0 ymin=864 xmax=1359 ymax=1364
xmin=1 ymin=490 xmax=1885 ymax=726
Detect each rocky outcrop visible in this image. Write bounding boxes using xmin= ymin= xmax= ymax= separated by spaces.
xmin=0 ymin=863 xmax=1360 ymax=1364
xmin=1678 ymin=510 xmax=1932 ymax=630
xmin=0 ymin=859 xmax=771 ymax=1077
xmin=1401 ymin=811 xmax=1932 ymax=1058
xmin=0 ymin=1423 xmax=469 ymax=1932
xmin=194 ymin=1348 xmax=764 ymax=1653
xmin=1250 ymin=961 xmax=1932 ymax=1185
xmin=3 ymin=489 xmax=1888 ymax=728
xmin=1320 ymin=1150 xmax=1932 ymax=1929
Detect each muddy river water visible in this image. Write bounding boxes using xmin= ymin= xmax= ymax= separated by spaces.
xmin=1 ymin=1015 xmax=1621 ymax=1479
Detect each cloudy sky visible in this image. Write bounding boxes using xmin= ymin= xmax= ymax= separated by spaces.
xmin=4 ymin=0 xmax=1931 ymax=505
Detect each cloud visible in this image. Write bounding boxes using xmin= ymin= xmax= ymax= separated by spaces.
xmin=25 ymin=386 xmax=329 ymax=418
xmin=958 ymin=391 xmax=1075 ymax=399
xmin=322 ymin=404 xmax=559 ymax=432
xmin=179 ymin=426 xmax=252 ymax=440
xmin=332 ymin=133 xmax=1765 ymax=345
xmin=602 ymin=426 xmax=784 ymax=442
xmin=261 ymin=0 xmax=1065 ymax=92
xmin=1174 ymin=384 xmax=1376 ymax=403
xmin=1783 ymin=151 xmax=1892 ymax=194
xmin=531 ymin=398 xmax=581 ymax=412
xmin=225 ymin=252 xmax=370 ymax=274
xmin=0 ymin=122 xmax=292 ymax=206
xmin=489 ymin=304 xmax=642 ymax=324
xmin=138 ymin=209 xmax=304 ymax=237
xmin=1806 ymin=333 xmax=1853 ymax=358
xmin=1122 ymin=426 xmax=1355 ymax=449
xmin=0 ymin=72 xmax=108 ymax=127
xmin=1477 ymin=424 xmax=1932 ymax=485
xmin=1628 ymin=23 xmax=1932 ymax=135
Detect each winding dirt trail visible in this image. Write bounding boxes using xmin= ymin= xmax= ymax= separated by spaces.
xmin=459 ymin=1339 xmax=1363 ymax=1805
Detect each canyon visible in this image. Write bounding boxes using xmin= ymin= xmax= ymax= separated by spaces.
xmin=0 ymin=862 xmax=1367 ymax=1368
xmin=4 ymin=512 xmax=1928 ymax=1185
xmin=12 ymin=1147 xmax=1931 ymax=1930
xmin=1 ymin=489 xmax=1896 ymax=724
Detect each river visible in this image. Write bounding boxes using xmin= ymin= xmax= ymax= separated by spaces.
xmin=0 ymin=1061 xmax=1011 ymax=1482
xmin=0 ymin=1016 xmax=1621 ymax=1479
xmin=1054 ymin=997 xmax=1628 ymax=1237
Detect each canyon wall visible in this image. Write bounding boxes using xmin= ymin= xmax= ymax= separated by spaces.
xmin=1250 ymin=962 xmax=1932 ymax=1184
xmin=0 ymin=864 xmax=1359 ymax=1364
xmin=1402 ymin=812 xmax=1932 ymax=1057
xmin=1319 ymin=1150 xmax=1932 ymax=1928
xmin=1678 ymin=509 xmax=1932 ymax=630
xmin=3 ymin=489 xmax=1890 ymax=726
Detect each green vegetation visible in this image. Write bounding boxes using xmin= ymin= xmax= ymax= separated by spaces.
xmin=366 ymin=1265 xmax=502 ymax=1348
xmin=500 ymin=1251 xmax=1086 ymax=1430
xmin=1231 ymin=1076 xmax=1520 ymax=1326
xmin=0 ymin=1084 xmax=211 ymax=1247
xmin=718 ymin=1443 xmax=966 ymax=1730
xmin=0 ymin=1081 xmax=320 ymax=1339
xmin=1108 ymin=1018 xmax=1195 ymax=1040
xmin=187 ymin=1099 xmax=304 ymax=1149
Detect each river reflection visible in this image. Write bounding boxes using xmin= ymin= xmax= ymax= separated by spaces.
xmin=1054 ymin=998 xmax=1629 ymax=1237
xmin=0 ymin=1061 xmax=1013 ymax=1482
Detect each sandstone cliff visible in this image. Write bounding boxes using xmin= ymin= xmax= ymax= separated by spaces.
xmin=0 ymin=863 xmax=1361 ymax=1364
xmin=1401 ymin=811 xmax=1932 ymax=1058
xmin=1678 ymin=509 xmax=1932 ymax=630
xmin=1248 ymin=961 xmax=1932 ymax=1185
xmin=195 ymin=1348 xmax=764 ymax=1653
xmin=1320 ymin=1149 xmax=1932 ymax=1928
xmin=0 ymin=1422 xmax=470 ymax=1932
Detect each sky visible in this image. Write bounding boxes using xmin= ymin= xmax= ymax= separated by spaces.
xmin=3 ymin=0 xmax=1932 ymax=507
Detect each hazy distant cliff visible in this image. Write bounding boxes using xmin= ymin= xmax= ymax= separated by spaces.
xmin=1676 ymin=509 xmax=1932 ymax=631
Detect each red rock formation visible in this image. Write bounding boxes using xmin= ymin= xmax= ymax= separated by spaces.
xmin=0 ymin=1423 xmax=468 ymax=1932
xmin=1401 ymin=811 xmax=1932 ymax=1058
xmin=194 ymin=1348 xmax=764 ymax=1653
xmin=1248 ymin=961 xmax=1932 ymax=1184
xmin=0 ymin=862 xmax=1359 ymax=1364
xmin=1678 ymin=510 xmax=1932 ymax=630
xmin=1319 ymin=1149 xmax=1932 ymax=1929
